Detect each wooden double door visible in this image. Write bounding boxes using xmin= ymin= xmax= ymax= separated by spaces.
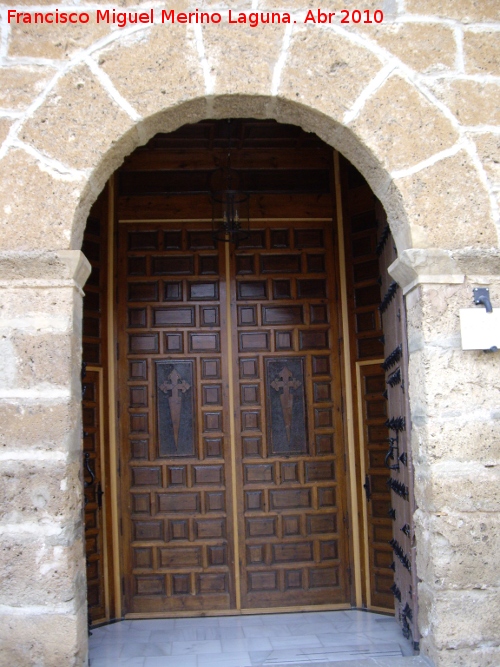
xmin=118 ymin=219 xmax=351 ymax=615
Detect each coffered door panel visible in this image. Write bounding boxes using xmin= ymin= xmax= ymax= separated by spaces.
xmin=118 ymin=223 xmax=235 ymax=614
xmin=232 ymin=222 xmax=351 ymax=609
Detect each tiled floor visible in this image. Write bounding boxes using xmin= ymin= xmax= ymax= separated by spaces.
xmin=88 ymin=610 xmax=426 ymax=667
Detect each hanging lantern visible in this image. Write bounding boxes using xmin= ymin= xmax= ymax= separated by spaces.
xmin=211 ymin=121 xmax=250 ymax=244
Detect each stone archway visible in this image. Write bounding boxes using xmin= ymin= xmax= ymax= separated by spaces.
xmin=1 ymin=18 xmax=499 ymax=667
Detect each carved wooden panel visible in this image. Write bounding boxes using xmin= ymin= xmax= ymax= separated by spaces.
xmin=359 ymin=363 xmax=394 ymax=611
xmin=232 ymin=220 xmax=350 ymax=610
xmin=156 ymin=360 xmax=195 ymax=457
xmin=265 ymin=357 xmax=307 ymax=455
xmin=118 ymin=221 xmax=234 ymax=614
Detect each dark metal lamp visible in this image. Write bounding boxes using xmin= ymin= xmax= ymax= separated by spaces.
xmin=211 ymin=121 xmax=249 ymax=244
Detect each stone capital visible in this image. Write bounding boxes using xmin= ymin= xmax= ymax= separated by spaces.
xmin=388 ymin=249 xmax=464 ymax=294
xmin=0 ymin=250 xmax=91 ymax=291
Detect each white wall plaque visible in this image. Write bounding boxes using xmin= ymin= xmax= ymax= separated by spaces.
xmin=459 ymin=309 xmax=500 ymax=350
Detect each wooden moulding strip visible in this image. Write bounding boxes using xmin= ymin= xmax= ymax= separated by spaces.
xmin=106 ymin=176 xmax=122 ymax=619
xmin=124 ymin=603 xmax=351 ymax=619
xmin=333 ymin=150 xmax=363 ymax=608
xmin=355 ymin=359 xmax=385 ymax=612
xmin=225 ymin=239 xmax=242 ymax=611
xmin=86 ymin=365 xmax=110 ymax=623
xmin=117 ymin=218 xmax=332 ymax=224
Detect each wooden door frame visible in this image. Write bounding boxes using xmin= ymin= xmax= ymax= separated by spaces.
xmin=105 ymin=175 xmax=123 ymax=619
xmin=101 ymin=154 xmax=385 ymax=619
xmin=84 ymin=365 xmax=112 ymax=624
xmin=333 ymin=150 xmax=363 ymax=609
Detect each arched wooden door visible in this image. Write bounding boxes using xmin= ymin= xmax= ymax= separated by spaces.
xmin=116 ymin=218 xmax=352 ymax=615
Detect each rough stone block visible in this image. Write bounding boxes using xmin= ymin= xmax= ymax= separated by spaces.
xmin=359 ymin=22 xmax=456 ymax=74
xmin=472 ymin=132 xmax=500 ymax=188
xmin=405 ymin=0 xmax=500 ymax=22
xmin=7 ymin=330 xmax=79 ymax=389
xmin=0 ymin=399 xmax=81 ymax=452
xmin=464 ymin=31 xmax=500 ymax=76
xmin=0 ymin=534 xmax=86 ymax=607
xmin=0 ymin=149 xmax=87 ymax=251
xmin=211 ymin=94 xmax=273 ymax=120
xmin=392 ymin=150 xmax=496 ymax=249
xmin=0 ymin=287 xmax=75 ymax=332
xmin=405 ymin=283 xmax=468 ymax=347
xmin=20 ymin=63 xmax=137 ymax=172
xmin=202 ymin=22 xmax=287 ymax=97
xmin=415 ymin=510 xmax=500 ymax=590
xmin=420 ymin=587 xmax=500 ymax=649
xmin=198 ymin=0 xmax=252 ymax=6
xmin=278 ymin=27 xmax=382 ymax=120
xmin=427 ymin=645 xmax=500 ymax=667
xmin=0 ymin=251 xmax=90 ymax=285
xmin=261 ymin=0 xmax=382 ymax=8
xmin=411 ymin=416 xmax=500 ymax=465
xmin=0 ymin=608 xmax=87 ymax=667
xmin=407 ymin=345 xmax=500 ymax=419
xmin=0 ymin=118 xmax=13 ymax=147
xmin=221 ymin=27 xmax=284 ymax=95
xmin=415 ymin=464 xmax=500 ymax=513
xmin=96 ymin=24 xmax=204 ymax=118
xmin=0 ymin=460 xmax=82 ymax=524
xmin=2 ymin=0 xmax=72 ymax=4
xmin=349 ymin=74 xmax=458 ymax=172
xmin=9 ymin=21 xmax=112 ymax=60
xmin=0 ymin=65 xmax=55 ymax=111
xmin=429 ymin=79 xmax=500 ymax=126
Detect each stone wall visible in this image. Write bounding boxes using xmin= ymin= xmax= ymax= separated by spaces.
xmin=0 ymin=1 xmax=499 ymax=665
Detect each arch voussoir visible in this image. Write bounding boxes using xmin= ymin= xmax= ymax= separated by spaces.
xmin=94 ymin=24 xmax=206 ymax=118
xmin=278 ymin=27 xmax=384 ymax=122
xmin=19 ymin=62 xmax=139 ymax=173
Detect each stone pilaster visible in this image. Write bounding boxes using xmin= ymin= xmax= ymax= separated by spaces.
xmin=0 ymin=251 xmax=91 ymax=667
xmin=390 ymin=249 xmax=500 ymax=666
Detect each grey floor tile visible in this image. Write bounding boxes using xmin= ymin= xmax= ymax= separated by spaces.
xmin=317 ymin=632 xmax=377 ymax=647
xmin=243 ymin=624 xmax=292 ymax=638
xmin=265 ymin=612 xmax=319 ymax=625
xmin=317 ymin=611 xmax=353 ymax=622
xmin=269 ymin=634 xmax=323 ymax=650
xmin=287 ymin=621 xmax=338 ymax=635
xmin=221 ymin=637 xmax=273 ymax=653
xmin=88 ymin=610 xmax=420 ymax=667
xmin=197 ymin=651 xmax=252 ymax=667
xmin=248 ymin=650 xmax=273 ymax=665
xmin=175 ymin=617 xmax=221 ymax=628
xmin=255 ymin=647 xmax=315 ymax=664
xmin=89 ymin=643 xmax=123 ymax=659
xmin=151 ymin=628 xmax=222 ymax=642
xmin=144 ymin=657 xmax=197 ymax=667
xmin=120 ymin=642 xmax=173 ymax=658
xmin=219 ymin=627 xmax=248 ymax=640
xmin=90 ymin=659 xmax=145 ymax=667
xmin=219 ymin=615 xmax=265 ymax=627
xmin=150 ymin=629 xmax=194 ymax=642
xmin=129 ymin=619 xmax=176 ymax=631
xmin=171 ymin=639 xmax=222 ymax=655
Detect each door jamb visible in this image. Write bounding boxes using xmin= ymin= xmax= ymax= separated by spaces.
xmin=106 ymin=175 xmax=123 ymax=619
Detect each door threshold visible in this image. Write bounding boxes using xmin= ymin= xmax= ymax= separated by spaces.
xmin=125 ymin=603 xmax=351 ymax=619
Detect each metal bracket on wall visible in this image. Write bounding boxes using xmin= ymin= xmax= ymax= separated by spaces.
xmin=473 ymin=287 xmax=493 ymax=313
